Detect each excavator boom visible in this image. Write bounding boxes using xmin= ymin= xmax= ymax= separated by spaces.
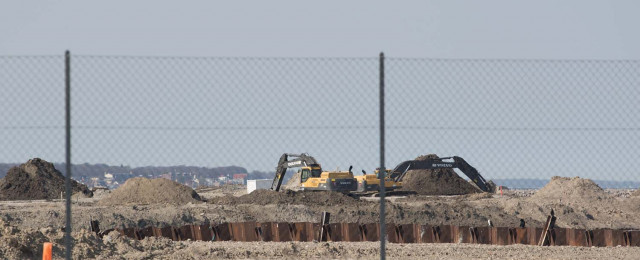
xmin=389 ymin=156 xmax=491 ymax=192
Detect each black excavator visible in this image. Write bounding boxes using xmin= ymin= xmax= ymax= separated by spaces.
xmin=356 ymin=156 xmax=493 ymax=193
xmin=270 ymin=153 xmax=357 ymax=192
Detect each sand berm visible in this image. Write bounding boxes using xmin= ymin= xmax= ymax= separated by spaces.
xmin=98 ymin=177 xmax=201 ymax=206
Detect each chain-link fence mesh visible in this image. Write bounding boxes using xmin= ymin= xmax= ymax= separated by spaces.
xmin=1 ymin=56 xmax=65 ymax=164
xmin=2 ymin=55 xmax=639 ymax=189
xmin=71 ymin=56 xmax=378 ymax=171
xmin=386 ymin=59 xmax=640 ymax=188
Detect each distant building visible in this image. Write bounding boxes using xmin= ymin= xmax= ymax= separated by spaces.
xmin=89 ymin=177 xmax=100 ymax=187
xmin=233 ymin=173 xmax=247 ymax=180
xmin=104 ymin=173 xmax=114 ymax=186
xmin=247 ymin=179 xmax=272 ymax=193
xmin=193 ymin=176 xmax=200 ymax=187
xmin=233 ymin=173 xmax=247 ymax=184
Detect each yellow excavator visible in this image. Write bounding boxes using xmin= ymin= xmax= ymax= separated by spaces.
xmin=355 ymin=156 xmax=492 ymax=193
xmin=270 ymin=153 xmax=357 ymax=192
xmin=354 ymin=168 xmax=398 ymax=192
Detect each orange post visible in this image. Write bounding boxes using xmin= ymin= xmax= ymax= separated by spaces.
xmin=500 ymin=186 xmax=503 ymax=196
xmin=42 ymin=242 xmax=52 ymax=260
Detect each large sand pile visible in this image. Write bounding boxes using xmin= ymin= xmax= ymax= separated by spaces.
xmin=532 ymin=176 xmax=609 ymax=200
xmin=0 ymin=158 xmax=92 ymax=200
xmin=400 ymin=154 xmax=481 ymax=195
xmin=208 ymin=189 xmax=364 ymax=206
xmin=98 ymin=177 xmax=201 ymax=206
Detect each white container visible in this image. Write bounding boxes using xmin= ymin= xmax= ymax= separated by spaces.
xmin=247 ymin=179 xmax=272 ymax=194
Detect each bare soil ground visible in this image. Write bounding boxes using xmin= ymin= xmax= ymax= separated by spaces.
xmin=207 ymin=189 xmax=363 ymax=206
xmin=194 ymin=184 xmax=246 ymax=200
xmin=2 ymin=159 xmax=640 ymax=259
xmin=2 ymin=185 xmax=640 ymax=259
xmin=2 ymin=224 xmax=640 ymax=259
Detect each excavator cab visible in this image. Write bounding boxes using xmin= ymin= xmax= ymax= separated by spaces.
xmin=299 ymin=165 xmax=322 ymax=183
xmin=374 ymin=168 xmax=392 ymax=178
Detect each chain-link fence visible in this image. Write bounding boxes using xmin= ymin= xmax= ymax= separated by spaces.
xmin=2 ymin=54 xmax=639 ymax=189
xmin=1 ymin=55 xmax=65 ymax=162
xmin=2 ymin=53 xmax=640 ymax=259
xmin=387 ymin=59 xmax=640 ymax=188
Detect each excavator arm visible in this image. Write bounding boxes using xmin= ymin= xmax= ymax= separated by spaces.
xmin=270 ymin=153 xmax=320 ymax=191
xmin=450 ymin=156 xmax=490 ymax=192
xmin=389 ymin=156 xmax=491 ymax=192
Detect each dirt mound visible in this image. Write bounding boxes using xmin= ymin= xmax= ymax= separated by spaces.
xmin=208 ymin=189 xmax=363 ymax=206
xmin=399 ymin=154 xmax=481 ymax=195
xmin=98 ymin=177 xmax=201 ymax=206
xmin=0 ymin=217 xmax=115 ymax=260
xmin=0 ymin=158 xmax=92 ymax=200
xmin=282 ymin=171 xmax=302 ymax=190
xmin=532 ymin=176 xmax=609 ymax=200
xmin=633 ymin=189 xmax=640 ymax=197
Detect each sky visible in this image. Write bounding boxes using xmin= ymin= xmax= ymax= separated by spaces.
xmin=1 ymin=1 xmax=640 ymax=59
xmin=1 ymin=1 xmax=640 ymax=182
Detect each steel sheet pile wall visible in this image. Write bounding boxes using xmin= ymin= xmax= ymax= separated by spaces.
xmin=104 ymin=222 xmax=640 ymax=247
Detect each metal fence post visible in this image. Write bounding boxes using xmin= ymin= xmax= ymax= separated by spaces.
xmin=378 ymin=52 xmax=386 ymax=260
xmin=64 ymin=50 xmax=73 ymax=260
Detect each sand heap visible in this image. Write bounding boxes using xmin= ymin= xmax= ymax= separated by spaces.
xmin=208 ymin=189 xmax=363 ymax=206
xmin=0 ymin=158 xmax=92 ymax=200
xmin=281 ymin=171 xmax=302 ymax=191
xmin=399 ymin=154 xmax=481 ymax=195
xmin=532 ymin=176 xmax=609 ymax=200
xmin=632 ymin=189 xmax=640 ymax=197
xmin=98 ymin=177 xmax=201 ymax=206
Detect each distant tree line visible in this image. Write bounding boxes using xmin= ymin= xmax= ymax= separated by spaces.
xmin=0 ymin=162 xmax=263 ymax=180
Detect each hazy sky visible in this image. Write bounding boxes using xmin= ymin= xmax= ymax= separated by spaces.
xmin=2 ymin=1 xmax=639 ymax=183
xmin=2 ymin=1 xmax=640 ymax=59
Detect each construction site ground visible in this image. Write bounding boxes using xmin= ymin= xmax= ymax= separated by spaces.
xmin=2 ymin=160 xmax=640 ymax=259
xmin=2 ymin=185 xmax=640 ymax=259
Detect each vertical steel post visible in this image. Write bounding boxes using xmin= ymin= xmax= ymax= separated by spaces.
xmin=64 ymin=50 xmax=72 ymax=260
xmin=378 ymin=52 xmax=386 ymax=260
